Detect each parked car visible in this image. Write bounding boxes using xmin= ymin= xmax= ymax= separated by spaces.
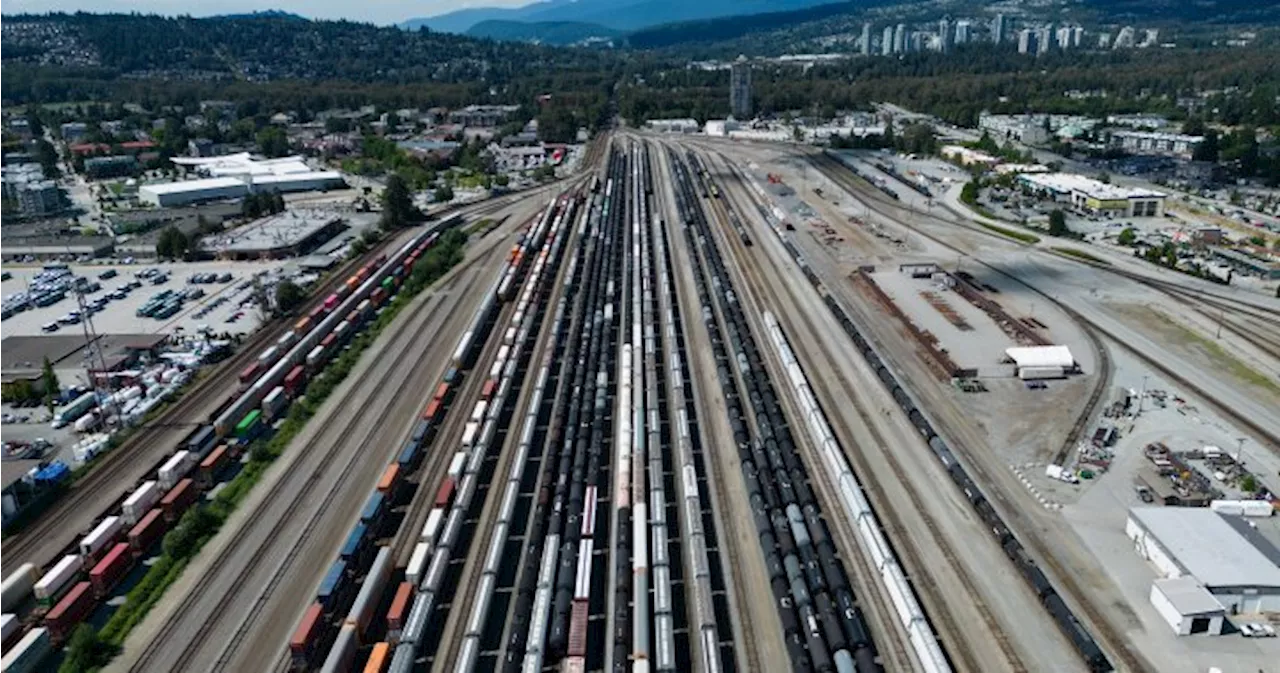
xmin=98 ymin=269 xmax=118 ymax=280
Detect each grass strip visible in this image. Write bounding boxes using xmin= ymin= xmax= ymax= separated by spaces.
xmin=978 ymin=221 xmax=1040 ymax=244
xmin=59 ymin=228 xmax=468 ymax=672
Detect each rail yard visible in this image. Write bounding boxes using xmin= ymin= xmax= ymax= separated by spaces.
xmin=4 ymin=132 xmax=1279 ymax=673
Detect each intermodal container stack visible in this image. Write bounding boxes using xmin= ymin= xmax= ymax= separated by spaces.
xmin=128 ymin=509 xmax=165 ymax=555
xmin=1 ymin=627 xmax=51 ymax=673
xmin=234 ymin=410 xmax=263 ymax=441
xmin=34 ymin=556 xmax=82 ymax=607
xmin=79 ymin=516 xmax=124 ymax=563
xmin=44 ymin=582 xmax=93 ymax=643
xmin=121 ymin=481 xmax=161 ymax=525
xmin=284 ymin=365 xmax=306 ymax=397
xmin=160 ymin=478 xmax=198 ymax=522
xmin=198 ymin=445 xmax=230 ymax=488
xmin=385 ymin=582 xmax=413 ymax=641
xmin=321 ymin=624 xmax=358 ymax=673
xmin=289 ymin=603 xmax=326 ymax=670
xmin=377 ymin=464 xmax=401 ymax=505
xmin=89 ymin=543 xmax=132 ymax=598
xmin=363 ymin=642 xmax=392 ymax=673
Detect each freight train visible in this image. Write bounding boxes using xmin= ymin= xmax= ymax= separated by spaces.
xmin=0 ymin=216 xmax=463 ymax=669
xmin=671 ymin=148 xmax=879 ymax=673
xmin=762 ymin=189 xmax=1114 ymax=673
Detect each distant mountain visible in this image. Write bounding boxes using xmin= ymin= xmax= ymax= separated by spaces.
xmin=215 ymin=9 xmax=307 ymax=20
xmin=1081 ymin=0 xmax=1280 ymax=23
xmin=405 ymin=0 xmax=845 ymax=35
xmin=466 ymin=20 xmax=621 ymax=45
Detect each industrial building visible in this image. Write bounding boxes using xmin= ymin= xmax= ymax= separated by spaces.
xmin=1149 ymin=577 xmax=1226 ymax=636
xmin=1003 ymin=345 xmax=1075 ymax=379
xmin=139 ymin=177 xmax=248 ymax=207
xmin=941 ymin=145 xmax=999 ymax=168
xmin=978 ymin=112 xmax=1050 ymax=145
xmin=201 ymin=210 xmax=345 ymax=260
xmin=646 ymin=119 xmax=701 ymax=134
xmin=1209 ymin=247 xmax=1280 ymax=280
xmin=1018 ymin=172 xmax=1166 ymax=217
xmin=1126 ymin=507 xmax=1280 ymax=615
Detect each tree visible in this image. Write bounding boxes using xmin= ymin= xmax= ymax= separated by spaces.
xmin=1193 ymin=130 xmax=1219 ymax=163
xmin=433 ymin=184 xmax=454 ymax=203
xmin=156 ymin=226 xmax=190 ymax=260
xmin=380 ymin=173 xmax=416 ymax=231
xmin=1117 ymin=227 xmax=1137 ymax=246
xmin=255 ymin=126 xmax=290 ymax=158
xmin=960 ymin=180 xmax=980 ymax=205
xmin=41 ymin=357 xmax=59 ymax=412
xmin=1048 ymin=209 xmax=1068 ymax=236
xmin=1241 ymin=474 xmax=1257 ymax=493
xmin=274 ymin=280 xmax=307 ymax=315
xmin=58 ymin=624 xmax=117 ymax=673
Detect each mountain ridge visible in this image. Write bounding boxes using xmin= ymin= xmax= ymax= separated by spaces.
xmin=404 ymin=0 xmax=844 ymax=34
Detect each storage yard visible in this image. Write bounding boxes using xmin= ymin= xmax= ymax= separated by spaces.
xmin=3 ymin=133 xmax=1279 ymax=673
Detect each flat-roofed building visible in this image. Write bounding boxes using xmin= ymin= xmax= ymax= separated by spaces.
xmin=1111 ymin=130 xmax=1204 ymax=160
xmin=1126 ymin=506 xmax=1280 ymax=614
xmin=201 ymin=210 xmax=345 ymax=260
xmin=1149 ymin=577 xmax=1226 ymax=636
xmin=1019 ymin=172 xmax=1166 ymax=217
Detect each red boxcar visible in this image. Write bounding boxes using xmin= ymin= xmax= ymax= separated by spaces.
xmin=324 ymin=294 xmax=339 ymax=310
xmin=434 ymin=479 xmax=456 ymax=509
xmin=371 ymin=287 xmax=388 ymax=306
xmin=239 ymin=362 xmax=262 ymax=386
xmin=198 ymin=445 xmax=229 ymax=488
xmin=320 ymin=333 xmax=337 ymax=351
xmin=128 ymin=508 xmax=165 ymax=555
xmin=567 ymin=600 xmax=589 ymax=657
xmin=160 ymin=479 xmax=198 ymax=522
xmin=480 ymin=379 xmax=497 ymax=401
xmin=90 ymin=543 xmax=133 ymax=598
xmin=45 ymin=581 xmax=94 ymax=643
xmin=433 ymin=383 xmax=450 ymax=402
xmin=386 ymin=582 xmax=414 ymax=635
xmin=290 ymin=602 xmax=325 ymax=668
xmin=422 ymin=399 xmax=441 ymax=422
xmin=284 ymin=365 xmax=306 ymax=397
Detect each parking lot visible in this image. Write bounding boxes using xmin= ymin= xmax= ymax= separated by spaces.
xmin=1 ymin=260 xmax=296 ymax=338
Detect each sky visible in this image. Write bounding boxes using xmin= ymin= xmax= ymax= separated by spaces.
xmin=0 ymin=0 xmax=537 ymax=25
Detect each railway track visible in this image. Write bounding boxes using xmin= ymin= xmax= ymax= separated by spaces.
xmin=808 ymin=150 xmax=1155 ymax=673
xmin=3 ymin=241 xmax=391 ymax=570
xmin=127 ymin=243 xmax=490 ymax=673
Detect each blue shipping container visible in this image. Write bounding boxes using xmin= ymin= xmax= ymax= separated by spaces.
xmin=361 ymin=493 xmax=385 ymax=524
xmin=411 ymin=420 xmax=429 ymax=444
xmin=340 ymin=524 xmax=367 ymax=562
xmin=317 ymin=560 xmax=347 ymax=610
xmin=397 ymin=441 xmax=419 ymax=469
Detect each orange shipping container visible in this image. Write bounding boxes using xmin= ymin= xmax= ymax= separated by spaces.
xmin=377 ymin=465 xmax=400 ymax=495
xmin=386 ymin=582 xmax=414 ymax=632
xmin=433 ymin=383 xmax=449 ymax=402
xmin=422 ymin=399 xmax=441 ymax=422
xmin=363 ymin=642 xmax=392 ymax=673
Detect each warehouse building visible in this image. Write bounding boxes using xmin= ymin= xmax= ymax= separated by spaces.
xmin=1019 ymin=172 xmax=1166 ymax=218
xmin=201 ymin=210 xmax=345 ymax=260
xmin=1149 ymin=577 xmax=1226 ymax=636
xmin=139 ymin=177 xmax=248 ymax=207
xmin=1126 ymin=506 xmax=1280 ymax=615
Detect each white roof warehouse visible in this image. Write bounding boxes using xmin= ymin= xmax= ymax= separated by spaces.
xmin=1018 ymin=172 xmax=1166 ymax=218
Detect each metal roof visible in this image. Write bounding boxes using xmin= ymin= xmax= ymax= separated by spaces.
xmin=1129 ymin=506 xmax=1280 ymax=590
xmin=1152 ymin=577 xmax=1224 ymax=616
xmin=140 ymin=177 xmax=246 ymax=196
xmin=1004 ymin=345 xmax=1075 ymax=369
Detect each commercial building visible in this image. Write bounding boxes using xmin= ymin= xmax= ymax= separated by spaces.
xmin=646 ymin=119 xmax=701 ymax=134
xmin=730 ymin=56 xmax=752 ymax=119
xmin=139 ymin=177 xmax=248 ymax=208
xmin=447 ymin=104 xmax=519 ymax=127
xmin=201 ymin=210 xmax=345 ymax=260
xmin=1018 ymin=172 xmax=1166 ymax=217
xmin=1018 ymin=29 xmax=1035 ymax=54
xmin=938 ymin=18 xmax=952 ymax=53
xmin=992 ymin=14 xmax=1006 ymax=44
xmin=1126 ymin=506 xmax=1280 ymax=614
xmin=1111 ymin=131 xmax=1205 ymax=160
xmin=861 ymin=23 xmax=872 ymax=55
xmin=954 ymin=21 xmax=970 ymax=45
xmin=882 ymin=26 xmax=894 ymax=56
xmin=893 ymin=24 xmax=906 ymax=53
xmin=978 ymin=112 xmax=1050 ymax=145
xmin=1209 ymin=247 xmax=1280 ymax=280
xmin=84 ymin=155 xmax=138 ymax=179
xmin=0 ymin=237 xmax=114 ymax=262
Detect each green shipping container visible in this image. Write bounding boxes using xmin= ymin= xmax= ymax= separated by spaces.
xmin=381 ymin=277 xmax=394 ymax=291
xmin=235 ymin=410 xmax=262 ymax=438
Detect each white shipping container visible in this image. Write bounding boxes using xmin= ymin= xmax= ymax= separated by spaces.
xmin=33 ymin=556 xmax=82 ymax=601
xmin=258 ymin=346 xmax=278 ymax=365
xmin=421 ymin=509 xmax=445 ymax=545
xmin=307 ymin=345 xmax=325 ymax=368
xmin=461 ymin=422 xmax=479 ymax=448
xmin=1 ymin=627 xmax=51 ymax=673
xmin=158 ymin=450 xmax=195 ymax=490
xmin=80 ymin=515 xmax=124 ymax=558
xmin=1 ymin=564 xmax=39 ymax=612
xmin=1210 ymin=500 xmax=1245 ymax=516
xmin=1019 ymin=366 xmax=1064 ymax=380
xmin=262 ymin=386 xmax=288 ymax=419
xmin=470 ymin=401 xmax=488 ymax=424
xmin=122 ymin=482 xmax=161 ymax=525
xmin=447 ymin=452 xmax=467 ymax=480
xmin=406 ymin=542 xmax=431 ymax=587
xmin=1 ymin=613 xmax=16 ymax=643
xmin=1242 ymin=501 xmax=1275 ymax=517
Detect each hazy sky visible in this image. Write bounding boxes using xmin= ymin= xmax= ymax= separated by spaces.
xmin=1 ymin=0 xmax=536 ymax=24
